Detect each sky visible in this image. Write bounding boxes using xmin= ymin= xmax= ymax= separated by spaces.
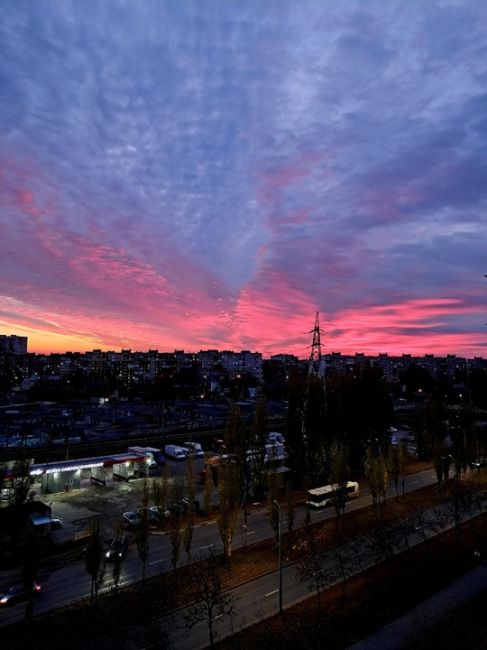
xmin=1 ymin=1 xmax=487 ymax=358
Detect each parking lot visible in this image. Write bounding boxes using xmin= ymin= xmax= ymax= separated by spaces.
xmin=44 ymin=456 xmax=207 ymax=542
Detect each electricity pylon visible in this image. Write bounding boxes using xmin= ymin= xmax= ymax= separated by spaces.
xmin=308 ymin=311 xmax=325 ymax=377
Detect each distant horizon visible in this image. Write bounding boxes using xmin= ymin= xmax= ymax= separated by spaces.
xmin=4 ymin=337 xmax=485 ymax=362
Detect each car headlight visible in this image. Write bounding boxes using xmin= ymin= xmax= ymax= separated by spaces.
xmin=105 ymin=551 xmax=110 ymax=558
xmin=0 ymin=597 xmax=8 ymax=604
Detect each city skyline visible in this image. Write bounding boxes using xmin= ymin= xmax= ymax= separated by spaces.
xmin=1 ymin=2 xmax=487 ymax=357
xmin=2 ymin=331 xmax=486 ymax=363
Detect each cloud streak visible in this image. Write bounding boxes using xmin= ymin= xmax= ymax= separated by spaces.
xmin=0 ymin=1 xmax=486 ymax=356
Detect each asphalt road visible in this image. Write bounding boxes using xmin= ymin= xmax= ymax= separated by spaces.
xmin=0 ymin=467 xmax=438 ymax=628
xmin=163 ymin=486 xmax=484 ymax=650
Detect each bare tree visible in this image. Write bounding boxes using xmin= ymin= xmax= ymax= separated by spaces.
xmin=286 ymin=481 xmax=295 ymax=548
xmin=377 ymin=451 xmax=388 ymax=512
xmin=167 ymin=477 xmax=185 ymax=588
xmin=224 ymin=401 xmax=245 ymax=458
xmin=186 ymin=453 xmax=196 ymax=510
xmin=409 ymin=506 xmax=429 ymax=542
xmin=169 ymin=510 xmax=182 ymax=589
xmin=249 ymin=397 xmax=268 ymax=503
xmin=433 ymin=447 xmax=444 ymax=486
xmin=369 ymin=522 xmax=396 ymax=568
xmin=85 ymin=517 xmax=105 ymax=606
xmin=217 ymin=461 xmax=240 ymax=565
xmin=332 ymin=532 xmax=350 ymax=600
xmin=11 ymin=455 xmax=34 ymax=507
xmin=135 ymin=479 xmax=150 ymax=583
xmin=267 ymin=470 xmax=280 ymax=542
xmin=349 ymin=535 xmax=370 ymax=587
xmin=152 ymin=470 xmax=169 ymax=528
xmin=365 ymin=447 xmax=380 ymax=513
xmin=183 ymin=455 xmax=196 ymax=563
xmin=365 ymin=447 xmax=388 ymax=514
xmin=203 ymin=455 xmax=214 ymax=516
xmin=295 ymin=526 xmax=329 ymax=609
xmin=398 ymin=442 xmax=409 ymax=499
xmin=388 ymin=445 xmax=402 ymax=501
xmin=329 ymin=443 xmax=351 ymax=524
xmin=182 ymin=548 xmax=237 ymax=649
xmin=432 ymin=507 xmax=451 ymax=533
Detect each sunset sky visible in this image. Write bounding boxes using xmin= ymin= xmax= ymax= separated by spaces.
xmin=1 ymin=1 xmax=486 ymax=358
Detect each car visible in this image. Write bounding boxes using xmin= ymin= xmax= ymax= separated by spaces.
xmin=0 ymin=583 xmax=42 ymax=606
xmin=167 ymin=498 xmax=192 ymax=515
xmin=105 ymin=536 xmax=128 ymax=562
xmin=0 ymin=488 xmax=12 ymax=502
xmin=132 ymin=506 xmax=170 ymax=526
xmin=122 ymin=511 xmax=139 ymax=527
xmin=147 ymin=505 xmax=170 ymax=523
xmin=471 ymin=457 xmax=486 ymax=470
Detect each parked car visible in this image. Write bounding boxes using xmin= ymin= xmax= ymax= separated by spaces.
xmin=167 ymin=498 xmax=190 ymax=515
xmin=0 ymin=583 xmax=42 ymax=606
xmin=147 ymin=505 xmax=170 ymax=523
xmin=105 ymin=536 xmax=128 ymax=562
xmin=471 ymin=457 xmax=486 ymax=470
xmin=122 ymin=511 xmax=139 ymax=527
xmin=0 ymin=488 xmax=12 ymax=502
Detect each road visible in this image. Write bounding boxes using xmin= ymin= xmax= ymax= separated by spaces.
xmin=0 ymin=467 xmax=438 ymax=628
xmin=163 ymin=487 xmax=486 ymax=650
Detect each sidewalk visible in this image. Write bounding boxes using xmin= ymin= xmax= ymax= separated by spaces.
xmin=347 ymin=565 xmax=487 ymax=650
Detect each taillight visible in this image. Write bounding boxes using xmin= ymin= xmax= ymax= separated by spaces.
xmin=35 ymin=585 xmax=42 ymax=592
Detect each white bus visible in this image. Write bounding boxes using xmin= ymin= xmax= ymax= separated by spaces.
xmin=306 ymin=481 xmax=359 ymax=510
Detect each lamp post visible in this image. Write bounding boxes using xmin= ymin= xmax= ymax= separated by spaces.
xmin=273 ymin=499 xmax=283 ymax=615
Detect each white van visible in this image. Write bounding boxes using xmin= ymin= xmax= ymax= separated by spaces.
xmin=183 ymin=441 xmax=204 ymax=458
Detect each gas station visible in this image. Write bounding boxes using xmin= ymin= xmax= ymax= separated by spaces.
xmin=23 ymin=450 xmax=153 ymax=494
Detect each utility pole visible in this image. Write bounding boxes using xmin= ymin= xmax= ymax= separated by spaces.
xmin=273 ymin=499 xmax=283 ymax=615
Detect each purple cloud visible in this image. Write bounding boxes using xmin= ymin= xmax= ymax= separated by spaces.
xmin=0 ymin=1 xmax=486 ymax=356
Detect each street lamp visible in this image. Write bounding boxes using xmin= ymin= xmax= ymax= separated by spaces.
xmin=273 ymin=499 xmax=283 ymax=615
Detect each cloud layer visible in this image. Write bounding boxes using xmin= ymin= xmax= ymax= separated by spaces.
xmin=1 ymin=1 xmax=486 ymax=356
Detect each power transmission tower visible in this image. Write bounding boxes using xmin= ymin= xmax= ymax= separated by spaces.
xmin=308 ymin=311 xmax=325 ymax=378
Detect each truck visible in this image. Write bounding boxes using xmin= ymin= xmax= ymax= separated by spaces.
xmin=183 ymin=441 xmax=204 ymax=458
xmin=266 ymin=431 xmax=285 ymax=445
xmin=264 ymin=442 xmax=286 ymax=464
xmin=141 ymin=446 xmax=166 ymax=465
xmin=127 ymin=446 xmax=165 ymax=467
xmin=164 ymin=444 xmax=187 ymax=461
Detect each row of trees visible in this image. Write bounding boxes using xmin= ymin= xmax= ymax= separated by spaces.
xmin=297 ymin=477 xmax=487 ymax=612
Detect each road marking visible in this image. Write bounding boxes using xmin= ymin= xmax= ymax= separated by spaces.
xmin=149 ymin=559 xmax=164 ymax=565
xmin=200 ymin=544 xmax=213 ymax=550
xmin=265 ymin=589 xmax=278 ymax=597
xmin=244 ymin=530 xmax=257 ymax=536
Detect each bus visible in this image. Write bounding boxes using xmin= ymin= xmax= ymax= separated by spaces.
xmin=306 ymin=481 xmax=359 ymax=510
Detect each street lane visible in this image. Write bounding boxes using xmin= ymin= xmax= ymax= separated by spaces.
xmin=0 ymin=467 xmax=439 ymax=627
